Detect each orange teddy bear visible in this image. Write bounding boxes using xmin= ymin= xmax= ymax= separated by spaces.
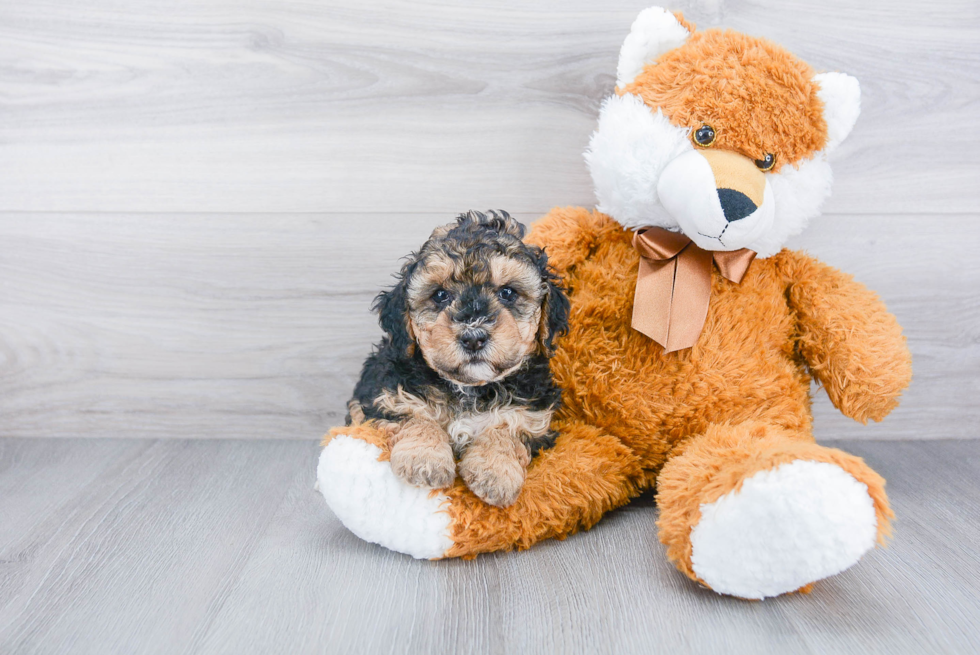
xmin=317 ymin=7 xmax=912 ymax=599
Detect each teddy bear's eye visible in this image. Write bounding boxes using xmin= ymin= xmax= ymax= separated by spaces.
xmin=694 ymin=124 xmax=716 ymax=147
xmin=755 ymin=153 xmax=776 ymax=171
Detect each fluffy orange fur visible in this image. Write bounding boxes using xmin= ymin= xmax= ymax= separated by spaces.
xmin=444 ymin=418 xmax=644 ymax=558
xmin=326 ymin=207 xmax=911 ymax=591
xmin=437 ymin=208 xmax=910 ymax=566
xmin=323 ymin=16 xmax=912 ymax=595
xmin=622 ymin=27 xmax=828 ymax=172
xmin=325 ymin=422 xmax=391 ymax=460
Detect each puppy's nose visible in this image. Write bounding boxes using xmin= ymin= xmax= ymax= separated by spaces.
xmin=460 ymin=328 xmax=489 ymax=354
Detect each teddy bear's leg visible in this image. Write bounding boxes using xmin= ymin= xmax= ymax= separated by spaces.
xmin=655 ymin=421 xmax=893 ymax=600
xmin=444 ymin=419 xmax=645 ymax=557
xmin=317 ymin=420 xmax=644 ymax=559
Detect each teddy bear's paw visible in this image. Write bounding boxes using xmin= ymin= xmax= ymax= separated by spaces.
xmin=689 ymin=460 xmax=878 ymax=600
xmin=317 ymin=435 xmax=455 ymax=559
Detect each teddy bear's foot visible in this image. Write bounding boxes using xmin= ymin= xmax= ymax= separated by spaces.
xmin=317 ymin=426 xmax=454 ymax=559
xmin=690 ymin=459 xmax=877 ymax=599
xmin=317 ymin=420 xmax=645 ymax=560
xmin=657 ymin=422 xmax=893 ymax=600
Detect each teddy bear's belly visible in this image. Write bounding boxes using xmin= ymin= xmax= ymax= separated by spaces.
xmin=552 ymin=251 xmax=813 ymax=470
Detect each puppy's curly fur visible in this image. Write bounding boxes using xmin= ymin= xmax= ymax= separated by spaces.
xmin=348 ymin=210 xmax=570 ymax=507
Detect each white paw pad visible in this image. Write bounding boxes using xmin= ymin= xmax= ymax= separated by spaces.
xmin=317 ymin=435 xmax=454 ymax=559
xmin=690 ymin=460 xmax=878 ymax=599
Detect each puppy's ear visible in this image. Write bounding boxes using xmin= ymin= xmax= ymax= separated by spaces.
xmin=373 ymin=260 xmax=418 ymax=355
xmin=534 ymin=249 xmax=571 ymax=353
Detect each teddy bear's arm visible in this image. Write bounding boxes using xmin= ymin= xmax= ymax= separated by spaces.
xmin=526 ymin=207 xmax=614 ymax=277
xmin=781 ymin=251 xmax=912 ymax=423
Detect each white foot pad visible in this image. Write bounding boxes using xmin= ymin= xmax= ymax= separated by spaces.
xmin=690 ymin=460 xmax=877 ymax=599
xmin=317 ymin=435 xmax=454 ymax=559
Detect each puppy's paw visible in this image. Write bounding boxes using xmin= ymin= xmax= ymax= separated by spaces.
xmin=458 ymin=450 xmax=527 ymax=508
xmin=390 ymin=439 xmax=456 ymax=489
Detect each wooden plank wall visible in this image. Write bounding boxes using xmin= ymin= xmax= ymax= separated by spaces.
xmin=1 ymin=0 xmax=977 ymax=440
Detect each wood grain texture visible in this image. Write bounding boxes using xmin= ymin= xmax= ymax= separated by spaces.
xmin=0 ymin=437 xmax=977 ymax=654
xmin=2 ymin=0 xmax=976 ymax=650
xmin=0 ymin=438 xmax=306 ymax=654
xmin=0 ymin=0 xmax=977 ymax=213
xmin=1 ymin=212 xmax=976 ymax=440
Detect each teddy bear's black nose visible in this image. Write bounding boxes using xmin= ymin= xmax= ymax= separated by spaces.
xmin=717 ymin=188 xmax=757 ymax=222
xmin=460 ymin=328 xmax=489 ymax=353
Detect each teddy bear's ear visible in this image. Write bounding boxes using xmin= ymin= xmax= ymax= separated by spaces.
xmin=813 ymin=72 xmax=861 ymax=153
xmin=616 ymin=7 xmax=693 ymax=89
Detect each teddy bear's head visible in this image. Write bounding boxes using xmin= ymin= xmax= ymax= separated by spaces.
xmin=586 ymin=7 xmax=860 ymax=257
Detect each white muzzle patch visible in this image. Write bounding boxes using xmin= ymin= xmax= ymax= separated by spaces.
xmin=658 ymin=150 xmax=775 ymax=251
xmin=587 ymin=93 xmax=837 ymax=258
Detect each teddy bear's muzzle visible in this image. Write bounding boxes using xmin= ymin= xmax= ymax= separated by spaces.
xmin=657 ymin=148 xmax=775 ymax=252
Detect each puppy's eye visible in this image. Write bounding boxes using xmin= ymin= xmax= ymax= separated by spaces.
xmin=497 ymin=286 xmax=517 ymax=303
xmin=694 ymin=124 xmax=716 ymax=147
xmin=431 ymin=289 xmax=452 ymax=305
xmin=755 ymin=153 xmax=776 ymax=171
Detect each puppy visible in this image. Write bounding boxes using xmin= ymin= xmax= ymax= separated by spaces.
xmin=347 ymin=210 xmax=570 ymax=507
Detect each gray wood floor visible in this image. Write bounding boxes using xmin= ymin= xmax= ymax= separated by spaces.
xmin=0 ymin=437 xmax=977 ymax=655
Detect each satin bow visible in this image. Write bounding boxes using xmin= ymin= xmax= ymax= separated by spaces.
xmin=631 ymin=227 xmax=756 ymax=352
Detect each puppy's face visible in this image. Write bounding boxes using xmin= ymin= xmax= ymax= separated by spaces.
xmin=377 ymin=211 xmax=569 ymax=387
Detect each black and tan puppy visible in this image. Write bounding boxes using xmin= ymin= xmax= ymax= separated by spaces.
xmin=348 ymin=210 xmax=570 ymax=507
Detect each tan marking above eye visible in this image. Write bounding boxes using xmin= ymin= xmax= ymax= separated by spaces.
xmin=420 ymin=252 xmax=457 ymax=285
xmin=407 ymin=257 xmax=456 ymax=306
xmin=488 ymin=255 xmax=542 ymax=301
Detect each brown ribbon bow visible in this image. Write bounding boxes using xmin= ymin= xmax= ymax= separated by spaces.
xmin=631 ymin=227 xmax=756 ymax=353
